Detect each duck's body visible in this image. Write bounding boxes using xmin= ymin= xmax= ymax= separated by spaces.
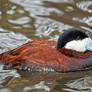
xmin=0 ymin=28 xmax=92 ymax=72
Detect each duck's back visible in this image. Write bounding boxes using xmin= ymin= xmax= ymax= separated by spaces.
xmin=0 ymin=40 xmax=92 ymax=72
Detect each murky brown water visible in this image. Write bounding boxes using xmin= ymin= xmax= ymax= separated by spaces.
xmin=0 ymin=0 xmax=92 ymax=92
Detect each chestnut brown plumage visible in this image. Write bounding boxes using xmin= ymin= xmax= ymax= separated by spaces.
xmin=0 ymin=40 xmax=92 ymax=72
xmin=0 ymin=28 xmax=92 ymax=72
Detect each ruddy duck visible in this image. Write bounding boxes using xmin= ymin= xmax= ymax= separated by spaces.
xmin=0 ymin=28 xmax=92 ymax=72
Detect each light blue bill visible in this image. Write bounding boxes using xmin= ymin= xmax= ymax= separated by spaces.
xmin=87 ymin=38 xmax=92 ymax=51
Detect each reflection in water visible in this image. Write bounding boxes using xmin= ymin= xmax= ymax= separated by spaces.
xmin=0 ymin=28 xmax=7 ymax=32
xmin=0 ymin=64 xmax=20 ymax=88
xmin=24 ymin=81 xmax=50 ymax=92
xmin=0 ymin=0 xmax=92 ymax=92
xmin=10 ymin=0 xmax=73 ymax=39
xmin=17 ymin=10 xmax=24 ymax=14
xmin=8 ymin=17 xmax=31 ymax=25
xmin=77 ymin=1 xmax=92 ymax=13
xmin=7 ymin=6 xmax=16 ymax=15
xmin=35 ymin=0 xmax=74 ymax=3
xmin=73 ymin=17 xmax=92 ymax=26
xmin=64 ymin=76 xmax=92 ymax=92
xmin=0 ymin=31 xmax=31 ymax=54
xmin=0 ymin=30 xmax=29 ymax=91
xmin=10 ymin=0 xmax=63 ymax=16
xmin=34 ymin=17 xmax=72 ymax=38
xmin=0 ymin=88 xmax=11 ymax=92
xmin=0 ymin=11 xmax=2 ymax=20
xmin=80 ymin=26 xmax=92 ymax=33
xmin=7 ymin=9 xmax=15 ymax=15
xmin=0 ymin=11 xmax=2 ymax=15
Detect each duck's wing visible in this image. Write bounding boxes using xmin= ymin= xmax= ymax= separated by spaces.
xmin=0 ymin=40 xmax=92 ymax=72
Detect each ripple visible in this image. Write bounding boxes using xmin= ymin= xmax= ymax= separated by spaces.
xmin=10 ymin=0 xmax=72 ymax=39
xmin=7 ymin=6 xmax=16 ymax=15
xmin=10 ymin=0 xmax=64 ymax=17
xmin=34 ymin=17 xmax=72 ymax=38
xmin=49 ymin=35 xmax=59 ymax=41
xmin=17 ymin=10 xmax=24 ymax=13
xmin=8 ymin=17 xmax=31 ymax=25
xmin=10 ymin=0 xmax=74 ymax=5
xmin=0 ymin=64 xmax=20 ymax=88
xmin=0 ymin=11 xmax=2 ymax=15
xmin=7 ymin=10 xmax=15 ymax=15
xmin=24 ymin=81 xmax=50 ymax=92
xmin=0 ymin=11 xmax=2 ymax=19
xmin=11 ymin=6 xmax=16 ymax=10
xmin=0 ymin=28 xmax=8 ymax=32
xmin=73 ymin=17 xmax=92 ymax=26
xmin=0 ymin=88 xmax=11 ymax=92
xmin=44 ymin=0 xmax=74 ymax=3
xmin=64 ymin=76 xmax=92 ymax=91
xmin=81 ymin=26 xmax=92 ymax=33
xmin=0 ymin=31 xmax=31 ymax=53
xmin=77 ymin=1 xmax=92 ymax=13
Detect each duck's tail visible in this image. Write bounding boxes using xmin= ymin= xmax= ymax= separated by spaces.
xmin=0 ymin=50 xmax=20 ymax=69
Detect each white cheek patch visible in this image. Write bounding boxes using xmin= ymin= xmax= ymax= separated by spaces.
xmin=64 ymin=38 xmax=89 ymax=52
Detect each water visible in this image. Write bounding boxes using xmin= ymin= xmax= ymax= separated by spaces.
xmin=0 ymin=64 xmax=20 ymax=92
xmin=0 ymin=0 xmax=92 ymax=92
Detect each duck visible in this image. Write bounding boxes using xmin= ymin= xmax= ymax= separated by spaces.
xmin=0 ymin=28 xmax=92 ymax=72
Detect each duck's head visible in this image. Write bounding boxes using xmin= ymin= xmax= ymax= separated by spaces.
xmin=57 ymin=28 xmax=92 ymax=52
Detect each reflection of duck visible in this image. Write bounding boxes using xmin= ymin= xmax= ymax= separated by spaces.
xmin=0 ymin=28 xmax=92 ymax=72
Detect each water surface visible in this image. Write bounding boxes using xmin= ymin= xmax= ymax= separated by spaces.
xmin=0 ymin=0 xmax=92 ymax=92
